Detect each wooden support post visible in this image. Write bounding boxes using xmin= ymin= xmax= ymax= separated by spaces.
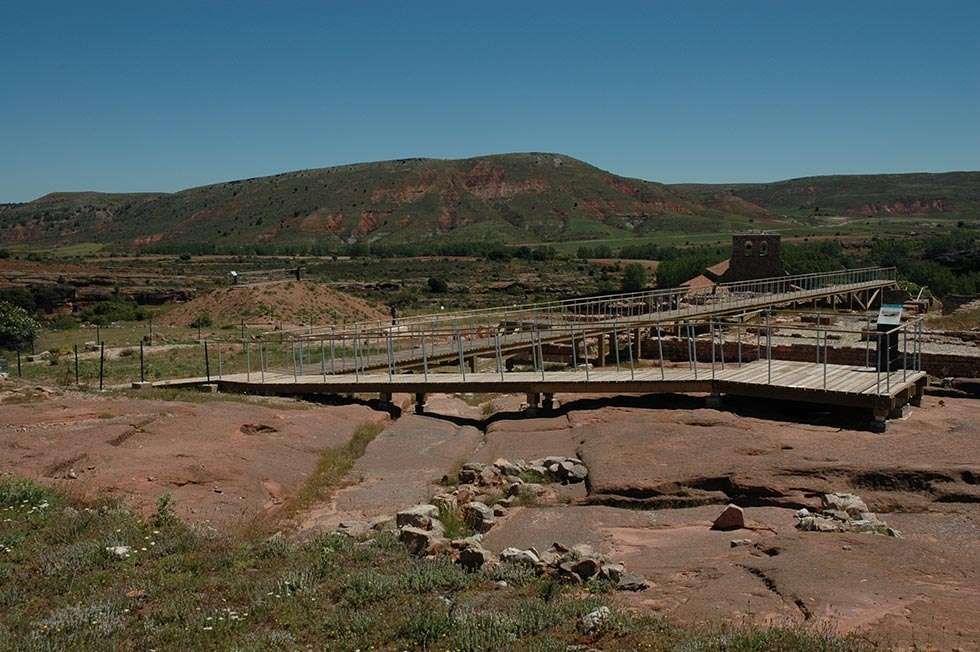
xmin=414 ymin=392 xmax=426 ymax=415
xmin=468 ymin=356 xmax=477 ymax=373
xmin=597 ymin=332 xmax=606 ymax=367
xmin=525 ymin=392 xmax=540 ymax=411
xmin=634 ymin=328 xmax=642 ymax=360
xmin=542 ymin=393 xmax=555 ymax=411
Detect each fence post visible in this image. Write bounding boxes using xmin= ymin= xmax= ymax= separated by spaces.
xmin=74 ymin=344 xmax=79 ymax=385
xmin=140 ymin=340 xmax=145 ymax=383
xmin=204 ymin=340 xmax=211 ymax=383
xmin=98 ymin=342 xmax=104 ymax=390
xmin=246 ymin=340 xmax=251 ymax=381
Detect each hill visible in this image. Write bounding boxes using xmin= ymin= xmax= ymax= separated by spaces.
xmin=674 ymin=171 xmax=980 ymax=218
xmin=0 ymin=154 xmax=772 ymax=251
xmin=2 ymin=155 xmax=978 ymax=252
xmin=157 ymin=280 xmax=386 ymax=328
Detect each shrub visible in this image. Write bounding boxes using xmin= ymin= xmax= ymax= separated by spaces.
xmin=189 ymin=313 xmax=213 ymax=328
xmin=622 ymin=263 xmax=648 ymax=291
xmin=0 ymin=301 xmax=39 ymax=349
xmin=427 ymin=277 xmax=448 ymax=293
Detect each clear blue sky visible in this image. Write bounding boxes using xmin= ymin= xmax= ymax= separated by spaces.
xmin=2 ymin=1 xmax=978 ymax=202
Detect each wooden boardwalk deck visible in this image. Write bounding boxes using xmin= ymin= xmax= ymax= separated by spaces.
xmin=158 ymin=359 xmax=927 ymax=428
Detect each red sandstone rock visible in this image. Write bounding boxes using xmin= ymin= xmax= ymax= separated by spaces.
xmin=711 ymin=504 xmax=745 ymax=531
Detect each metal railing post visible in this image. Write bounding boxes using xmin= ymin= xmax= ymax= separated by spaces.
xmin=457 ymin=331 xmax=466 ymax=380
xmin=537 ymin=327 xmax=545 ymax=381
xmin=656 ymin=325 xmax=665 ymax=380
xmin=710 ymin=321 xmax=716 ymax=380
xmin=495 ymin=331 xmax=503 ymax=380
xmin=902 ymin=324 xmax=908 ymax=381
xmin=612 ymin=324 xmax=621 ymax=372
xmin=422 ymin=333 xmax=429 ymax=381
xmin=765 ymin=312 xmax=772 ymax=383
xmin=627 ymin=327 xmax=635 ymax=380
xmin=570 ymin=328 xmax=578 ymax=370
xmin=822 ymin=329 xmax=827 ymax=389
xmin=582 ymin=329 xmax=591 ymax=381
xmin=386 ymin=331 xmax=394 ymax=381
xmin=718 ymin=322 xmax=725 ymax=370
xmin=876 ymin=332 xmax=881 ymax=393
xmin=688 ymin=323 xmax=698 ymax=380
xmin=736 ymin=322 xmax=742 ymax=367
xmin=246 ymin=341 xmax=251 ymax=381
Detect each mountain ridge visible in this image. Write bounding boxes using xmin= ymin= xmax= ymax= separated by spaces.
xmin=1 ymin=153 xmax=976 ymax=251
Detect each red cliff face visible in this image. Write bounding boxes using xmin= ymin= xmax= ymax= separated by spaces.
xmin=460 ymin=161 xmax=547 ymax=200
xmin=858 ymin=199 xmax=950 ymax=216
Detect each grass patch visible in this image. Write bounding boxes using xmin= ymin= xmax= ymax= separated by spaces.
xmin=436 ymin=503 xmax=475 ymax=540
xmin=284 ymin=421 xmax=385 ymax=518
xmin=0 ymin=474 xmax=880 ymax=650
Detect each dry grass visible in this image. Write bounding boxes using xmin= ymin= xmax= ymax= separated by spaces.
xmin=0 ymin=475 xmax=879 ymax=650
xmin=283 ymin=421 xmax=385 ymax=519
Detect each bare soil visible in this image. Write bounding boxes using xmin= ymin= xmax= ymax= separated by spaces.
xmin=0 ymin=386 xmax=388 ymax=526
xmin=157 ymin=279 xmax=387 ymax=327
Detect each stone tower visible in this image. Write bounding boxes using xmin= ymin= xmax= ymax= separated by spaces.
xmin=725 ymin=233 xmax=785 ymax=282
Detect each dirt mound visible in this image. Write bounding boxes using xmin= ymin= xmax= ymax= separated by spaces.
xmin=158 ymin=280 xmax=386 ymax=327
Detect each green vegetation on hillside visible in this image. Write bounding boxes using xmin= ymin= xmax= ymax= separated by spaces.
xmin=676 ymin=171 xmax=980 ymax=218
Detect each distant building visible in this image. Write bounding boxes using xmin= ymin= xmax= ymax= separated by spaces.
xmin=682 ymin=233 xmax=786 ymax=288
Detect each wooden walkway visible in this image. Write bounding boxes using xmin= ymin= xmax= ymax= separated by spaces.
xmin=158 ymin=359 xmax=927 ymax=429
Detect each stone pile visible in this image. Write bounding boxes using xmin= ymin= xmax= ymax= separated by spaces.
xmin=452 ymin=456 xmax=588 ymax=487
xmin=795 ymin=492 xmax=901 ymax=537
xmin=441 ymin=527 xmax=647 ymax=592
xmin=430 ymin=456 xmax=589 ymax=519
xmin=382 ymin=455 xmax=644 ymax=591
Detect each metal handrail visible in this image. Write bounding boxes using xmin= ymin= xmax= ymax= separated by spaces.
xmin=276 ymin=266 xmax=896 ymax=340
